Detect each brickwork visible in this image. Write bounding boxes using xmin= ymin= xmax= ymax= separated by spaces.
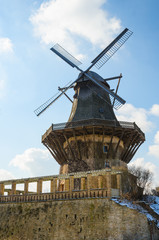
xmin=0 ymin=198 xmax=158 ymax=240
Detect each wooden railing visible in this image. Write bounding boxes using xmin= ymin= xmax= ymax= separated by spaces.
xmin=51 ymin=118 xmax=145 ymax=137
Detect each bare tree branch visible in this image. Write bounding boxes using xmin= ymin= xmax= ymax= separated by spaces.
xmin=128 ymin=165 xmax=153 ymax=194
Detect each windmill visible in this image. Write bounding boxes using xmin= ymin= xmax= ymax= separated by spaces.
xmin=34 ymin=28 xmax=132 ymax=117
xmin=36 ymin=28 xmax=145 ymax=175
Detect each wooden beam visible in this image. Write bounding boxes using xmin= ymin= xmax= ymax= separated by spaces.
xmin=83 ymin=126 xmax=88 ymax=135
xmin=128 ymin=141 xmax=143 ymax=162
xmin=43 ymin=142 xmax=61 ymax=165
xmin=125 ymin=142 xmax=138 ymax=163
xmin=113 ymin=130 xmax=124 ymax=158
xmin=72 ymin=129 xmax=81 ymax=160
xmin=43 ymin=142 xmax=56 ymax=159
xmin=63 ymin=132 xmax=76 ymax=161
xmin=49 ymin=134 xmax=65 ymax=161
xmin=52 ymin=132 xmax=68 ymax=161
xmin=102 ymin=127 xmax=105 ymax=146
xmin=47 ymin=134 xmax=66 ymax=165
xmin=82 ymin=127 xmax=89 ymax=158
xmin=122 ymin=134 xmax=139 ymax=162
xmin=107 ymin=128 xmax=115 ymax=159
xmin=126 ymin=137 xmax=142 ymax=163
xmin=120 ymin=132 xmax=134 ymax=160
xmin=113 ymin=73 xmax=122 ymax=107
xmin=93 ymin=126 xmax=95 ymax=158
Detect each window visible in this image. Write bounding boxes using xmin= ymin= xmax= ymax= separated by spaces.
xmin=103 ymin=145 xmax=108 ymax=153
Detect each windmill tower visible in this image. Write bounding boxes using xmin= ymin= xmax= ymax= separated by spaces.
xmin=35 ymin=28 xmax=145 ymax=175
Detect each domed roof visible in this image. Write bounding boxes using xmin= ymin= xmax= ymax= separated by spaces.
xmin=77 ymin=71 xmax=110 ymax=88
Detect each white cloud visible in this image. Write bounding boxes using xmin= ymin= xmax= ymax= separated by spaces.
xmin=0 ymin=64 xmax=8 ymax=99
xmin=128 ymin=158 xmax=159 ymax=187
xmin=9 ymin=148 xmax=50 ymax=171
xmin=148 ymin=145 xmax=159 ymax=158
xmin=148 ymin=130 xmax=159 ymax=158
xmin=0 ymin=38 xmax=12 ymax=98
xmin=116 ymin=103 xmax=152 ymax=132
xmin=9 ymin=148 xmax=59 ymax=176
xmin=0 ymin=79 xmax=5 ymax=98
xmin=0 ymin=169 xmax=14 ymax=181
xmin=128 ymin=158 xmax=155 ymax=173
xmin=150 ymin=104 xmax=159 ymax=117
xmin=0 ymin=38 xmax=13 ymax=54
xmin=30 ymin=0 xmax=121 ymax=57
xmin=154 ymin=131 xmax=159 ymax=144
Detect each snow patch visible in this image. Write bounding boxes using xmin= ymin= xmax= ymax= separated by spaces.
xmin=146 ymin=196 xmax=159 ymax=216
xmin=112 ymin=197 xmax=159 ymax=228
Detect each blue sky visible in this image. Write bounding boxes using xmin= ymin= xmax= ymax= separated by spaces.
xmin=0 ymin=0 xmax=159 ymax=187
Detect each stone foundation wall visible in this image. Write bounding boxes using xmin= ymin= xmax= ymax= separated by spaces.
xmin=0 ymin=198 xmax=157 ymax=240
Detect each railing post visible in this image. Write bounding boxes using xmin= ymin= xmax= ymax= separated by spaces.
xmin=69 ymin=176 xmax=74 ymax=194
xmin=87 ymin=174 xmax=92 ymax=197
xmin=0 ymin=183 xmax=4 ymax=196
xmin=117 ymin=174 xmax=122 ymax=196
xmin=11 ymin=182 xmax=16 ymax=195
xmin=24 ymin=181 xmax=29 ymax=194
xmin=64 ymin=179 xmax=70 ymax=192
xmin=50 ymin=178 xmax=57 ymax=193
xmin=98 ymin=175 xmax=103 ymax=189
xmin=106 ymin=172 xmax=111 ymax=198
xmin=37 ymin=179 xmax=43 ymax=194
xmin=81 ymin=177 xmax=86 ymax=190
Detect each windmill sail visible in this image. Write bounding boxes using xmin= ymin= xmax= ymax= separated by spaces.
xmin=34 ymin=80 xmax=76 ymax=116
xmin=91 ymin=28 xmax=133 ymax=69
xmin=50 ymin=44 xmax=82 ymax=68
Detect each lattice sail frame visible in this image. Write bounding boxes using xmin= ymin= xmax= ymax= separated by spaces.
xmin=34 ymin=79 xmax=75 ymax=116
xmin=91 ymin=28 xmax=133 ymax=69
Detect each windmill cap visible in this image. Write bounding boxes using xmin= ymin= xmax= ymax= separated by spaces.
xmin=78 ymin=71 xmax=110 ymax=88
